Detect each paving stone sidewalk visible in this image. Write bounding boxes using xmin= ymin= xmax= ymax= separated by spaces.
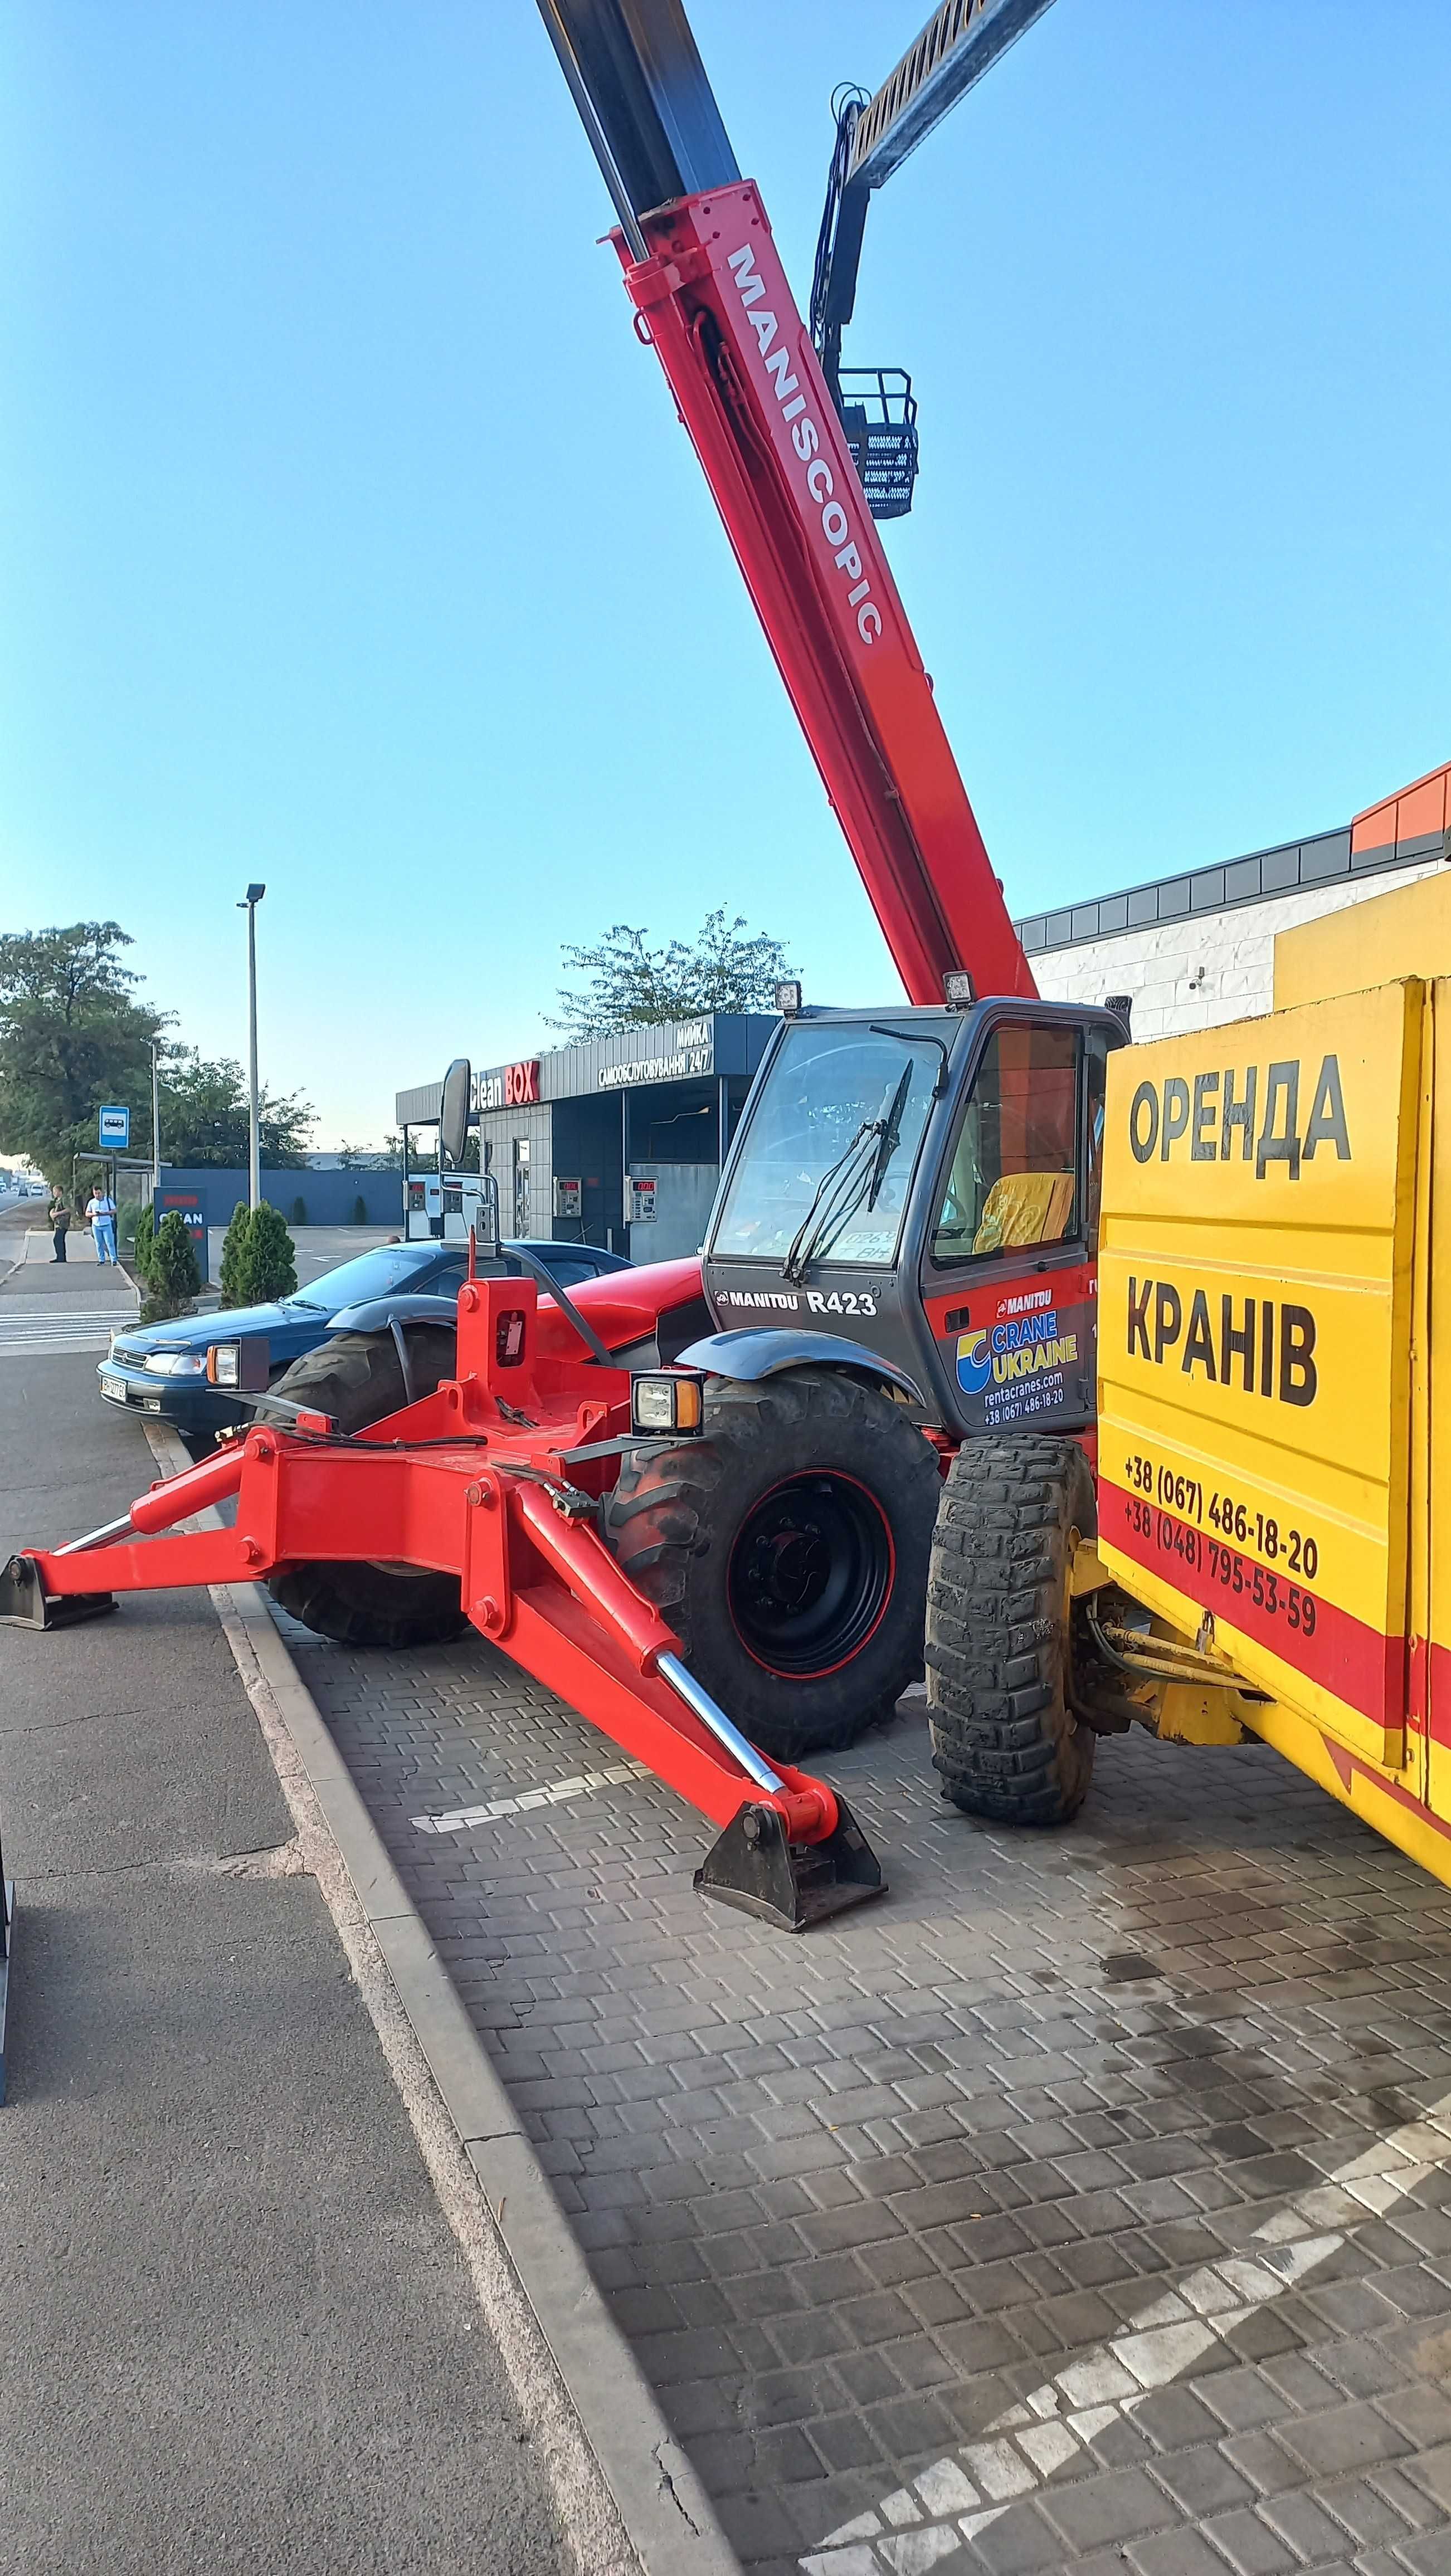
xmin=276 ymin=1607 xmax=1451 ymax=2576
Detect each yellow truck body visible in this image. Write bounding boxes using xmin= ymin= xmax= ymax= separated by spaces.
xmin=1096 ymin=869 xmax=1451 ymax=1884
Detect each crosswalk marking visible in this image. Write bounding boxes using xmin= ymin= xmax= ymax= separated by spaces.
xmin=802 ymin=2085 xmax=1451 ymax=2573
xmin=0 ymin=1304 xmax=135 ymax=1359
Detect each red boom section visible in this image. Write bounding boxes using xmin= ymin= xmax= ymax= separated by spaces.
xmin=619 ymin=180 xmax=1036 ymax=1008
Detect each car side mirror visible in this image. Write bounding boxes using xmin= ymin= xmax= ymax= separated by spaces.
xmin=439 ymin=1058 xmax=472 ymax=1171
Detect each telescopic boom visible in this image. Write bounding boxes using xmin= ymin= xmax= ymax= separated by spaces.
xmin=535 ymin=0 xmax=1036 ymax=1007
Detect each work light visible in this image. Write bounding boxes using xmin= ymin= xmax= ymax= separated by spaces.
xmin=206 ymin=1339 xmax=270 ymax=1391
xmin=631 ymin=1372 xmax=707 ymax=1437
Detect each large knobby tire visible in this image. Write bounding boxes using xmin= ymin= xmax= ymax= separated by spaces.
xmin=606 ymin=1368 xmax=941 ymax=1764
xmin=926 ymin=1433 xmax=1096 ymax=1827
xmin=262 ymin=1325 xmax=468 ymax=1650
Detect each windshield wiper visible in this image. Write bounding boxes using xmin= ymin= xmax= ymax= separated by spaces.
xmin=778 ymin=1022 xmax=952 ymax=1286
xmin=865 ymin=1062 xmax=912 ymax=1211
xmin=780 ymin=1120 xmax=878 ymax=1285
xmin=781 ymin=1060 xmax=916 ymax=1285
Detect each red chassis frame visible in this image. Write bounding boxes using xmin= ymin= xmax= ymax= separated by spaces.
xmin=1 ymin=1272 xmax=884 ymax=1931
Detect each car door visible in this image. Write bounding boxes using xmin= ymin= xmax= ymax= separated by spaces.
xmin=919 ymin=1017 xmax=1110 ymax=1441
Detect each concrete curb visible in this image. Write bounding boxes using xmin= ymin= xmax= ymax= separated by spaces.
xmin=140 ymin=1423 xmax=739 ymax=2576
xmin=0 ymin=1227 xmax=36 ymax=1288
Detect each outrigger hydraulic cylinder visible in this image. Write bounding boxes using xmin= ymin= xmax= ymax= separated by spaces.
xmin=2 ymin=1273 xmax=884 ymax=1933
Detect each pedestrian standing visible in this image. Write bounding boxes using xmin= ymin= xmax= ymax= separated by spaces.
xmin=48 ymin=1192 xmax=72 ymax=1263
xmin=85 ymin=1185 xmax=118 ymax=1265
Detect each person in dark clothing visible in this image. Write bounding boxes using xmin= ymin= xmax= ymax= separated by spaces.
xmin=49 ymin=1193 xmax=71 ymax=1262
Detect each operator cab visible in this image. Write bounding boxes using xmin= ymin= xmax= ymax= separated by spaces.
xmin=702 ymin=999 xmax=1127 ymax=1442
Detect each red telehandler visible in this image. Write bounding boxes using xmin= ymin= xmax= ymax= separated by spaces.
xmin=2 ymin=0 xmax=1130 ymax=1928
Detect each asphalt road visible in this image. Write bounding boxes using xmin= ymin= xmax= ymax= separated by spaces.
xmin=0 ymin=1206 xmax=572 ymax=2576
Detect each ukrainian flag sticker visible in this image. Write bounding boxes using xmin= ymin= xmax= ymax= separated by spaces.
xmin=956 ymin=1329 xmax=991 ymax=1394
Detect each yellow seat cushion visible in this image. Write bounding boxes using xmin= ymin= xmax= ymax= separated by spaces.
xmin=972 ymin=1170 xmax=1075 ymax=1257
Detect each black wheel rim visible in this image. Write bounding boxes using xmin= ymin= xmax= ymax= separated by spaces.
xmin=727 ymin=1471 xmax=894 ymax=1680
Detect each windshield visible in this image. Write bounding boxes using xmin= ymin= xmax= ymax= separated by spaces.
xmin=292 ymin=1247 xmax=443 ymax=1310
xmin=712 ymin=1017 xmax=956 ymax=1267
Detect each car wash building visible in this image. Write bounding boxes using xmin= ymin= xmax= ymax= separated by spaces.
xmin=396 ymin=1012 xmax=777 ymax=1261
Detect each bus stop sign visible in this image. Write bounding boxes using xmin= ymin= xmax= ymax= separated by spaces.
xmin=99 ymin=1105 xmax=129 ymax=1149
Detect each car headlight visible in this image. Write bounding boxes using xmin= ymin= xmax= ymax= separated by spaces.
xmin=142 ymin=1352 xmax=206 ymax=1376
xmin=630 ymin=1371 xmax=706 ymax=1436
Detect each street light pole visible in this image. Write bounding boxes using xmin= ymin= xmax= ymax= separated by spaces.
xmin=150 ymin=1039 xmax=162 ymax=1198
xmin=238 ymin=884 xmax=266 ymax=1209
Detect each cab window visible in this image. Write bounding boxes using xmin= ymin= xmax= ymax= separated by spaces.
xmin=931 ymin=1024 xmax=1080 ymax=1265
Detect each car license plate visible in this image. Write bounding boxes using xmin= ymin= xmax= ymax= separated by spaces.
xmin=100 ymin=1374 xmax=126 ymax=1403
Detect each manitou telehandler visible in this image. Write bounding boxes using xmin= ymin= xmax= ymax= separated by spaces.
xmin=6 ymin=2 xmax=1447 ymax=1924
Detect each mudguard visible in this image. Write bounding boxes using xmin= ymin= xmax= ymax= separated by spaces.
xmin=327 ymin=1292 xmax=460 ymax=1335
xmin=676 ymin=1327 xmax=926 ymax=1407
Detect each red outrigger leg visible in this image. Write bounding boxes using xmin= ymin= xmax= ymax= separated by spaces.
xmin=1 ymin=1274 xmax=884 ymax=1932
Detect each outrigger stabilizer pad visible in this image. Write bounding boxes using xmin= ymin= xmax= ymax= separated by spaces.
xmin=695 ymin=1794 xmax=885 ymax=1933
xmin=0 ymin=1553 xmax=115 ymax=1631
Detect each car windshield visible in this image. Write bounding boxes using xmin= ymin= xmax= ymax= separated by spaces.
xmin=712 ymin=1016 xmax=957 ymax=1267
xmin=291 ymin=1247 xmax=442 ymax=1310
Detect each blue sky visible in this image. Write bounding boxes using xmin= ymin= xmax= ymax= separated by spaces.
xmin=3 ymin=1 xmax=1447 ymax=1146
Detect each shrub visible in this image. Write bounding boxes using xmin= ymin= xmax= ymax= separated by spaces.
xmin=132 ymin=1204 xmax=157 ymax=1282
xmin=288 ymin=1194 xmax=308 ymax=1226
xmin=351 ymin=1193 xmax=368 ymax=1224
xmin=144 ymin=1209 xmax=201 ymax=1319
xmin=236 ymin=1202 xmax=298 ymax=1303
xmin=218 ymin=1201 xmax=252 ymax=1308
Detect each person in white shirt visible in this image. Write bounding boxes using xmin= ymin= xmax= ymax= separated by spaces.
xmin=86 ymin=1188 xmax=118 ymax=1265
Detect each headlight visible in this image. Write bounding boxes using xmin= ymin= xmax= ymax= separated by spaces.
xmin=631 ymin=1372 xmax=706 ymax=1437
xmin=208 ymin=1343 xmax=240 ymax=1386
xmin=142 ymin=1352 xmax=206 ymax=1376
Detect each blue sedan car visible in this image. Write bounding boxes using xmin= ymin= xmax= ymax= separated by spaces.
xmin=98 ymin=1237 xmax=632 ymax=1440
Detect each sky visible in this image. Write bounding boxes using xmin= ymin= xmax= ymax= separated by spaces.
xmin=2 ymin=1 xmax=1447 ymax=1149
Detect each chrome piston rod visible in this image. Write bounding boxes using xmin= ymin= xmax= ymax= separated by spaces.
xmin=656 ymin=1651 xmax=785 ymax=1797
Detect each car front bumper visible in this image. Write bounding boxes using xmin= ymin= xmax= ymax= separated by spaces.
xmin=96 ymin=1362 xmax=249 ymax=1434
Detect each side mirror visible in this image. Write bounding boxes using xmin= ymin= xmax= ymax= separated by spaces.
xmin=438 ymin=1058 xmax=472 ymax=1171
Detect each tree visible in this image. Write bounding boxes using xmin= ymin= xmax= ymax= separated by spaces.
xmin=157 ymin=1050 xmax=314 ymax=1169
xmin=235 ymin=1202 xmax=297 ymax=1303
xmin=144 ymin=1209 xmax=201 ymax=1320
xmin=132 ymin=1202 xmax=157 ymax=1284
xmin=218 ymin=1201 xmax=252 ymax=1308
xmin=548 ymin=909 xmax=797 ymax=1041
xmin=0 ymin=923 xmax=166 ymax=1183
